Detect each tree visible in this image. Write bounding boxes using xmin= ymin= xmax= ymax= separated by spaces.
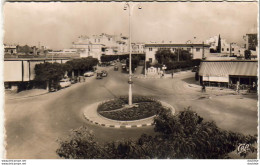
xmin=126 ymin=56 xmax=139 ymax=72
xmin=65 ymin=57 xmax=98 ymax=76
xmin=153 ymin=107 xmax=257 ymax=158
xmin=56 ymin=126 xmax=107 ymax=159
xmin=217 ymin=34 xmax=222 ymax=53
xmin=34 ymin=62 xmax=65 ymax=90
xmin=244 ymin=50 xmax=251 ymax=60
xmin=57 ymin=106 xmax=257 ymax=159
xmin=155 ymin=48 xmax=174 ymax=64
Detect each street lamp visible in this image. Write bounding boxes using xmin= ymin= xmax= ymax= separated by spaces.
xmin=124 ymin=2 xmax=142 ymax=106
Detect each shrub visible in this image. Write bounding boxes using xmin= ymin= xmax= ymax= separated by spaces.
xmin=57 ymin=107 xmax=257 ymax=159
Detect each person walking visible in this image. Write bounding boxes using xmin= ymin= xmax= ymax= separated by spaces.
xmin=171 ymin=71 xmax=174 ymax=79
xmin=201 ymin=83 xmax=206 ymax=93
xmin=236 ymin=81 xmax=240 ymax=94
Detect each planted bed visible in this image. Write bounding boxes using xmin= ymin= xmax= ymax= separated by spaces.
xmin=97 ymin=96 xmax=167 ymax=121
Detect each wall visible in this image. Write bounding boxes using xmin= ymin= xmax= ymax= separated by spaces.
xmin=145 ymin=45 xmax=210 ymax=64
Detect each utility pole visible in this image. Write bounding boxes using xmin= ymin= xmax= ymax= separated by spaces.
xmin=178 ymin=48 xmax=180 ymax=62
xmin=202 ymin=41 xmax=205 ymax=59
xmin=124 ymin=2 xmax=142 ymax=106
xmin=230 ymin=43 xmax=232 ymax=56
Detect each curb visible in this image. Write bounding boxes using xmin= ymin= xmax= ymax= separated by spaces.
xmin=133 ymin=71 xmax=192 ymax=79
xmin=83 ymin=99 xmax=175 ymax=129
xmin=83 ymin=115 xmax=155 ymax=129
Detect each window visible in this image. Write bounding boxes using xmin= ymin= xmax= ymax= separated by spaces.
xmin=232 ymin=48 xmax=234 ymax=51
xmin=172 ymin=48 xmax=175 ymax=51
xmin=222 ymin=48 xmax=224 ymax=51
xmin=149 ymin=58 xmax=152 ymax=63
xmin=196 ymin=48 xmax=200 ymax=52
xmin=187 ymin=48 xmax=191 ymax=52
xmin=149 ymin=48 xmax=153 ymax=51
xmin=227 ymin=48 xmax=229 ymax=51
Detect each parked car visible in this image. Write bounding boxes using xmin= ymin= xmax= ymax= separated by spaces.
xmin=114 ymin=66 xmax=118 ymax=71
xmin=101 ymin=70 xmax=108 ymax=77
xmin=121 ymin=64 xmax=126 ymax=69
xmin=59 ymin=78 xmax=71 ymax=88
xmin=96 ymin=72 xmax=103 ymax=79
xmin=84 ymin=71 xmax=94 ymax=77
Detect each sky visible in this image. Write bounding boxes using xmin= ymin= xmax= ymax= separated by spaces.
xmin=3 ymin=2 xmax=258 ymax=50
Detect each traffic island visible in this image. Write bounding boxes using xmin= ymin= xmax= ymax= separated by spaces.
xmin=83 ymin=96 xmax=175 ymax=128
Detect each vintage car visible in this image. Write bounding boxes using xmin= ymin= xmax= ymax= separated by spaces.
xmin=96 ymin=72 xmax=103 ymax=79
xmin=101 ymin=70 xmax=108 ymax=77
xmin=59 ymin=78 xmax=71 ymax=88
xmin=114 ymin=66 xmax=118 ymax=71
xmin=84 ymin=71 xmax=95 ymax=77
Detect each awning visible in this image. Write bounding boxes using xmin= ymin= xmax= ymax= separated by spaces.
xmin=199 ymin=61 xmax=258 ymax=77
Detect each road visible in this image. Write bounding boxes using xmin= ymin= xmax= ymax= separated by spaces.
xmin=4 ymin=64 xmax=258 ymax=159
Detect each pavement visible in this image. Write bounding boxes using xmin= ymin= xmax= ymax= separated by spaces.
xmin=5 ymin=89 xmax=49 ymax=100
xmin=83 ymin=99 xmax=175 ymax=128
xmin=134 ymin=70 xmax=192 ymax=79
xmin=4 ymin=63 xmax=258 ymax=159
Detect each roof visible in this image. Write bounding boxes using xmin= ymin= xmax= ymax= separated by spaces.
xmin=144 ymin=43 xmax=210 ymax=48
xmin=199 ymin=61 xmax=258 ymax=77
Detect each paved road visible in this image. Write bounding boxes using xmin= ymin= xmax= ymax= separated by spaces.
xmin=4 ymin=64 xmax=258 ymax=159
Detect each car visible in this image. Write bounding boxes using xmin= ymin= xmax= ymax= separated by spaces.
xmin=121 ymin=64 xmax=126 ymax=69
xmin=96 ymin=72 xmax=103 ymax=79
xmin=84 ymin=71 xmax=94 ymax=77
xmin=114 ymin=66 xmax=118 ymax=71
xmin=59 ymin=78 xmax=71 ymax=88
xmin=101 ymin=70 xmax=108 ymax=77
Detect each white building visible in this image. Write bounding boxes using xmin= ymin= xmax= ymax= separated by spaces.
xmin=144 ymin=43 xmax=210 ymax=64
xmin=4 ymin=45 xmax=17 ymax=54
xmin=131 ymin=43 xmax=145 ymax=54
xmin=72 ymin=33 xmax=129 ymax=60
xmin=206 ymin=35 xmax=245 ymax=57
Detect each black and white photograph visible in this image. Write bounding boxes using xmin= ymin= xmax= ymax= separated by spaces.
xmin=2 ymin=1 xmax=259 ymax=161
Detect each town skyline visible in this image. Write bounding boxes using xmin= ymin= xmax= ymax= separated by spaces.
xmin=4 ymin=2 xmax=258 ymax=50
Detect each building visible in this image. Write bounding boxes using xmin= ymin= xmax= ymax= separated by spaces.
xmin=4 ymin=45 xmax=17 ymax=54
xmin=48 ymin=49 xmax=80 ymax=58
xmin=144 ymin=43 xmax=210 ymax=64
xmin=72 ymin=33 xmax=130 ymax=60
xmin=245 ymin=33 xmax=258 ymax=51
xmin=244 ymin=33 xmax=258 ymax=59
xmin=131 ymin=43 xmax=145 ymax=54
xmin=206 ymin=35 xmax=245 ymax=57
xmin=4 ymin=57 xmax=70 ymax=91
xmin=198 ymin=60 xmax=257 ymax=87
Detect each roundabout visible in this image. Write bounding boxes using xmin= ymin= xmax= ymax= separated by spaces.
xmin=83 ymin=96 xmax=175 ymax=128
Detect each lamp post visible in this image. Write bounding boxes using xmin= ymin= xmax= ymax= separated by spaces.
xmin=124 ymin=2 xmax=142 ymax=106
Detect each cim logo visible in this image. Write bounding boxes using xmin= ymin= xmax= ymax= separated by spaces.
xmin=237 ymin=143 xmax=251 ymax=155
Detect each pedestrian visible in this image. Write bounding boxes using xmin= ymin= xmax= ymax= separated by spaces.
xmin=161 ymin=70 xmax=164 ymax=78
xmin=201 ymin=83 xmax=206 ymax=93
xmin=253 ymin=82 xmax=256 ymax=90
xmin=171 ymin=71 xmax=174 ymax=79
xmin=236 ymin=81 xmax=240 ymax=94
